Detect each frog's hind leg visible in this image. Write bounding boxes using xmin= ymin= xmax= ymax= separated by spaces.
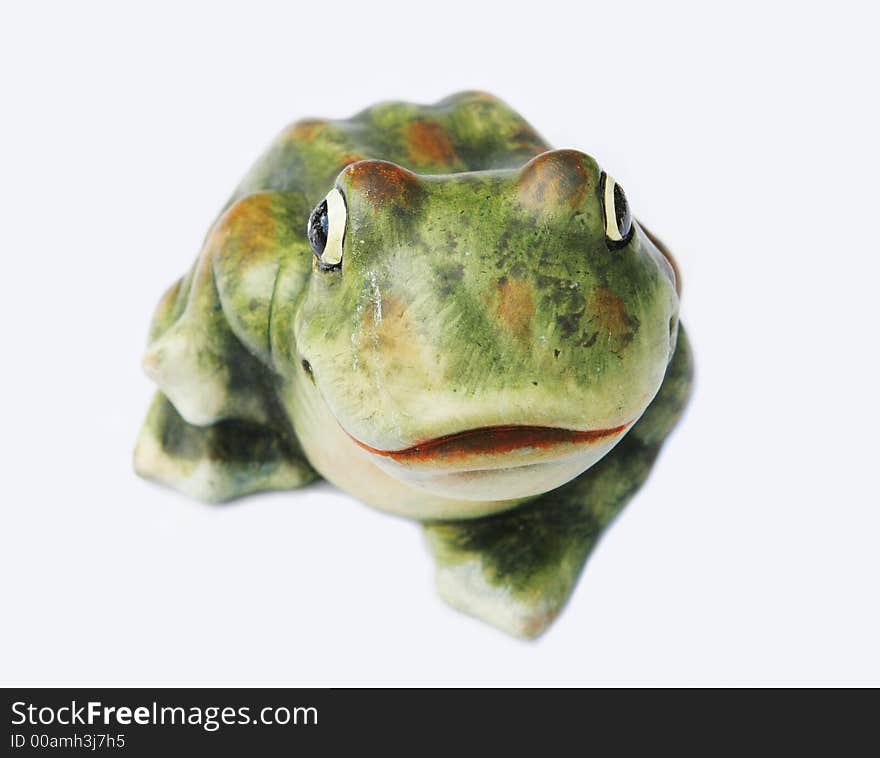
xmin=424 ymin=325 xmax=693 ymax=638
xmin=135 ymin=392 xmax=315 ymax=502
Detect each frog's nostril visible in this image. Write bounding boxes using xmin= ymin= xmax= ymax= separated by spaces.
xmin=301 ymin=358 xmax=316 ymax=384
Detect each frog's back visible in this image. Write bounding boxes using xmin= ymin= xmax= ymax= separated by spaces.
xmin=229 ymin=91 xmax=551 ymax=209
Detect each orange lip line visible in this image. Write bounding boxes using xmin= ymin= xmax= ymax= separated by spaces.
xmin=348 ymin=423 xmax=631 ymax=464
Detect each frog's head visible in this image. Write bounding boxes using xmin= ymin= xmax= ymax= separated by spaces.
xmin=294 ymin=150 xmax=679 ymax=502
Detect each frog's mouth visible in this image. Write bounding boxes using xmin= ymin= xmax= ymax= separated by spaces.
xmin=347 ymin=423 xmax=631 ymax=466
xmin=341 ymin=421 xmax=633 ymax=500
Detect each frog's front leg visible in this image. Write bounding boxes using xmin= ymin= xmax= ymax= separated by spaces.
xmin=134 ymin=191 xmax=318 ymax=502
xmin=424 ymin=325 xmax=693 ymax=638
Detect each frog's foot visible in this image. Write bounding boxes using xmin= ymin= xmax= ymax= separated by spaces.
xmin=423 ymin=439 xmax=659 ymax=639
xmin=423 ymin=325 xmax=693 ymax=638
xmin=424 ymin=523 xmax=570 ymax=639
xmin=134 ymin=393 xmax=316 ymax=502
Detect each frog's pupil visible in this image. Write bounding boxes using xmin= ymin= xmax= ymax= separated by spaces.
xmin=613 ymin=183 xmax=632 ymax=237
xmin=308 ymin=200 xmax=329 ymax=257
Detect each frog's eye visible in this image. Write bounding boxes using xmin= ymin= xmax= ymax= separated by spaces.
xmin=600 ymin=172 xmax=633 ymax=247
xmin=307 ymin=188 xmax=347 ymax=270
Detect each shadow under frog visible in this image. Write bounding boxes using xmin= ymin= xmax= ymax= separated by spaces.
xmin=135 ymin=92 xmax=693 ymax=639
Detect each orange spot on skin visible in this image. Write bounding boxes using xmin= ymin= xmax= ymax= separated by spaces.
xmin=591 ymin=287 xmax=632 ymax=335
xmin=348 ymin=423 xmax=631 ymax=464
xmin=496 ymin=276 xmax=534 ymax=340
xmin=361 ymin=293 xmax=407 ymax=351
xmin=344 ymin=160 xmax=422 ymax=208
xmin=405 ymin=121 xmax=460 ymax=167
xmin=285 ymin=118 xmax=327 ymax=144
xmin=213 ymin=192 xmax=277 ymax=251
xmin=517 ymin=149 xmax=594 ymax=211
xmin=191 ymin=193 xmax=285 ymax=356
xmin=357 ymin=292 xmax=439 ymax=389
xmin=204 ymin=193 xmax=285 ymax=289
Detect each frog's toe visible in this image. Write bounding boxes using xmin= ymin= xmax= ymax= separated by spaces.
xmin=423 ymin=514 xmax=589 ymax=640
xmin=431 ymin=551 xmax=560 ymax=639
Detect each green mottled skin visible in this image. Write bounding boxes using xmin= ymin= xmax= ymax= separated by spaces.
xmin=135 ymin=92 xmax=693 ymax=638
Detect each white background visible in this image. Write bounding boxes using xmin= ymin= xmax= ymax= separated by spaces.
xmin=2 ymin=1 xmax=878 ymax=686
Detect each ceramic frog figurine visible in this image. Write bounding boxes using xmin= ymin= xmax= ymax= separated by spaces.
xmin=135 ymin=91 xmax=692 ymax=638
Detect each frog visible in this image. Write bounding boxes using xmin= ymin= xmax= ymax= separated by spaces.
xmin=134 ymin=91 xmax=693 ymax=639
